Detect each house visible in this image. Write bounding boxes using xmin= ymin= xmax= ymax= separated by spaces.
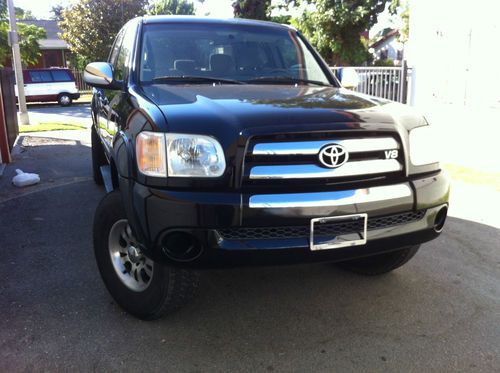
xmin=4 ymin=20 xmax=71 ymax=69
xmin=370 ymin=28 xmax=404 ymax=64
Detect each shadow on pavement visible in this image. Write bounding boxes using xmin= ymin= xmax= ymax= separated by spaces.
xmin=0 ymin=136 xmax=91 ymax=203
xmin=27 ymin=104 xmax=92 ymax=123
xmin=0 ymin=137 xmax=498 ymax=372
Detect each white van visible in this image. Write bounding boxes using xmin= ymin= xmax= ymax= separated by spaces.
xmin=16 ymin=68 xmax=80 ymax=106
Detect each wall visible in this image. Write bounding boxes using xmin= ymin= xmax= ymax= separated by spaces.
xmin=3 ymin=49 xmax=67 ymax=69
xmin=407 ymin=0 xmax=500 ymax=108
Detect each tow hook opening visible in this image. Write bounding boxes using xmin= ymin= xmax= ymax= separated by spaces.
xmin=161 ymin=231 xmax=203 ymax=262
xmin=434 ymin=206 xmax=448 ymax=233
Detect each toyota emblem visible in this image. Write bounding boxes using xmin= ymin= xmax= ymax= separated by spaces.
xmin=318 ymin=144 xmax=349 ymax=168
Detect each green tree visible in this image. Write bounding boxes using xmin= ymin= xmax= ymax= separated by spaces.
xmin=398 ymin=1 xmax=409 ymax=43
xmin=0 ymin=0 xmax=46 ymax=67
xmin=59 ymin=0 xmax=147 ymax=64
xmin=149 ymin=0 xmax=195 ymax=15
xmin=16 ymin=23 xmax=47 ymax=65
xmin=292 ymin=0 xmax=395 ymax=65
xmin=232 ymin=0 xmax=272 ymax=20
xmin=50 ymin=4 xmax=65 ymax=21
xmin=15 ymin=7 xmax=36 ymax=20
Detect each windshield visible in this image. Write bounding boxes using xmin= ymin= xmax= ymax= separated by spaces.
xmin=139 ymin=22 xmax=334 ymax=86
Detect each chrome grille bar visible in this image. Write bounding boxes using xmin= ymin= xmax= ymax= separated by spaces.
xmin=249 ymin=183 xmax=412 ymax=208
xmin=249 ymin=159 xmax=401 ymax=180
xmin=252 ymin=137 xmax=398 ymax=156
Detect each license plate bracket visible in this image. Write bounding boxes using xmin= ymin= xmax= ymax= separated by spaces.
xmin=310 ymin=213 xmax=368 ymax=251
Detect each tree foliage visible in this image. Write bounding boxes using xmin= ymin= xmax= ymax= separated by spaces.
xmin=232 ymin=0 xmax=398 ymax=65
xmin=292 ymin=0 xmax=395 ymax=65
xmin=50 ymin=4 xmax=65 ymax=21
xmin=0 ymin=0 xmax=46 ymax=67
xmin=232 ymin=0 xmax=272 ymax=20
xmin=149 ymin=0 xmax=195 ymax=15
xmin=15 ymin=7 xmax=36 ymax=20
xmin=398 ymin=1 xmax=409 ymax=43
xmin=59 ymin=0 xmax=147 ymax=64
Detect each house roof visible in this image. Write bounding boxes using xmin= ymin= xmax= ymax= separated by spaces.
xmin=19 ymin=20 xmax=68 ymax=50
xmin=370 ymin=28 xmax=399 ymax=49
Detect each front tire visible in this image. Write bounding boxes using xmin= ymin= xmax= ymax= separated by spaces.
xmin=58 ymin=93 xmax=72 ymax=106
xmin=93 ymin=191 xmax=199 ymax=320
xmin=337 ymin=245 xmax=420 ymax=276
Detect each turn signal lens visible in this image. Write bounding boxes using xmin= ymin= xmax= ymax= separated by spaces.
xmin=136 ymin=132 xmax=167 ymax=177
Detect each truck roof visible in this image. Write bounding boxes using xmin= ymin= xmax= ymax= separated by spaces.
xmin=141 ymin=15 xmax=294 ymax=31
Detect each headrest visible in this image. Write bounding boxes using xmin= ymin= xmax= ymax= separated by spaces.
xmin=174 ymin=59 xmax=196 ymax=73
xmin=210 ymin=54 xmax=234 ymax=74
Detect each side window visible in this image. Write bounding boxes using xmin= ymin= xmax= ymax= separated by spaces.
xmin=108 ymin=29 xmax=125 ymax=66
xmin=28 ymin=72 xmax=40 ymax=82
xmin=114 ymin=25 xmax=136 ymax=81
xmin=51 ymin=70 xmax=72 ymax=82
xmin=29 ymin=71 xmax=53 ymax=82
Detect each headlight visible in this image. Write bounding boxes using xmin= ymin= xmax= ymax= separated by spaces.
xmin=136 ymin=132 xmax=226 ymax=178
xmin=166 ymin=133 xmax=225 ymax=177
xmin=409 ymin=125 xmax=440 ymax=166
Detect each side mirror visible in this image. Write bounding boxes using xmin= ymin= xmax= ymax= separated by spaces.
xmin=84 ymin=62 xmax=118 ymax=89
xmin=340 ymin=67 xmax=360 ymax=89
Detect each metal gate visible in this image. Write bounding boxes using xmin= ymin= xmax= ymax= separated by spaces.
xmin=72 ymin=69 xmax=92 ymax=93
xmin=331 ymin=63 xmax=410 ymax=103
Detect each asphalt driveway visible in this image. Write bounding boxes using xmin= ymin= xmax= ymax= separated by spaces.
xmin=0 ymin=129 xmax=499 ymax=372
xmin=26 ymin=103 xmax=92 ymax=127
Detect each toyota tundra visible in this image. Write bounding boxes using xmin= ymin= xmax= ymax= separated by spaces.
xmin=84 ymin=16 xmax=450 ymax=320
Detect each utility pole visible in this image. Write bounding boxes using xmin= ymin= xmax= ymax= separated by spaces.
xmin=6 ymin=0 xmax=30 ymax=125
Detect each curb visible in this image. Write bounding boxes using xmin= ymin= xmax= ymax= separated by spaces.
xmin=11 ymin=135 xmax=25 ymax=156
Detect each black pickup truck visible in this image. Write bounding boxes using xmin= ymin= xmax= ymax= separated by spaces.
xmin=84 ymin=16 xmax=450 ymax=320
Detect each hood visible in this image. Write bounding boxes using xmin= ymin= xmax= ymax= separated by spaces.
xmin=141 ymin=84 xmax=426 ymax=137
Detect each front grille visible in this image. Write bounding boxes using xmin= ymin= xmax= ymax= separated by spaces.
xmin=217 ymin=210 xmax=425 ymax=241
xmin=243 ymin=133 xmax=404 ymax=186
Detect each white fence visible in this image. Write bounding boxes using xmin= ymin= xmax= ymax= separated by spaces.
xmin=331 ymin=65 xmax=410 ymax=103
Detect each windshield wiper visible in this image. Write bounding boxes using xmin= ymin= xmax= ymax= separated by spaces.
xmin=152 ymin=75 xmax=245 ymax=85
xmin=245 ymin=76 xmax=331 ymax=87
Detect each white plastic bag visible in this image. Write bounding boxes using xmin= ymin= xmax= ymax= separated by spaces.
xmin=12 ymin=169 xmax=40 ymax=187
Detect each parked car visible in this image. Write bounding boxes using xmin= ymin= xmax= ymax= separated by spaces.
xmin=85 ymin=16 xmax=450 ymax=320
xmin=15 ymin=68 xmax=80 ymax=106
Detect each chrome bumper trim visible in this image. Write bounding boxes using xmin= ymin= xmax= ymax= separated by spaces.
xmin=248 ymin=183 xmax=412 ymax=208
xmin=252 ymin=137 xmax=399 ymax=155
xmin=249 ymin=159 xmax=402 ymax=180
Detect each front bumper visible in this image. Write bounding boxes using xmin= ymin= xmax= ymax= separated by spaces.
xmin=122 ymin=170 xmax=450 ymax=268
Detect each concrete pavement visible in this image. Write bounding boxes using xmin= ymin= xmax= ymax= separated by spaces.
xmin=0 ymin=105 xmax=498 ymax=371
xmin=26 ymin=104 xmax=92 ymax=127
xmin=0 ymin=127 xmax=499 ymax=372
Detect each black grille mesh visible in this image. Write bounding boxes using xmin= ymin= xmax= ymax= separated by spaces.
xmin=217 ymin=210 xmax=426 ymax=240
